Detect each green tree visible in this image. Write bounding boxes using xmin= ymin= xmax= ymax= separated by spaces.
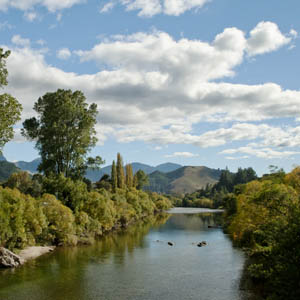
xmin=134 ymin=170 xmax=149 ymax=190
xmin=116 ymin=153 xmax=125 ymax=189
xmin=125 ymin=164 xmax=133 ymax=188
xmin=111 ymin=160 xmax=117 ymax=192
xmin=0 ymin=49 xmax=22 ymax=153
xmin=86 ymin=156 xmax=105 ymax=171
xmin=5 ymin=171 xmax=32 ymax=194
xmin=22 ymin=89 xmax=100 ymax=179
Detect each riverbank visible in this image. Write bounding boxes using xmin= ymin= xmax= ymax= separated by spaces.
xmin=167 ymin=207 xmax=224 ymax=214
xmin=0 ymin=246 xmax=55 ymax=268
xmin=18 ymin=246 xmax=55 ymax=262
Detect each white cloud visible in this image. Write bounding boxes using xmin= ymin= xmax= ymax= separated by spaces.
xmin=247 ymin=21 xmax=291 ymax=56
xmin=289 ymin=29 xmax=298 ymax=38
xmin=221 ymin=146 xmax=300 ymax=159
xmin=165 ymin=152 xmax=199 ymax=158
xmin=76 ymin=28 xmax=246 ymax=84
xmin=11 ymin=35 xmax=31 ymax=47
xmin=154 ymin=146 xmax=163 ymax=150
xmin=100 ymin=0 xmax=210 ymax=17
xmin=0 ymin=21 xmax=13 ymax=31
xmin=163 ymin=0 xmax=209 ymax=16
xmin=57 ymin=48 xmax=72 ymax=60
xmin=24 ymin=10 xmax=38 ymax=22
xmin=3 ymin=23 xmax=300 ymax=160
xmin=100 ymin=1 xmax=116 ymax=13
xmin=225 ymin=156 xmax=249 ymax=160
xmin=36 ymin=39 xmax=46 ymax=46
xmin=121 ymin=0 xmax=162 ymax=17
xmin=56 ymin=12 xmax=63 ymax=21
xmin=0 ymin=0 xmax=85 ymax=13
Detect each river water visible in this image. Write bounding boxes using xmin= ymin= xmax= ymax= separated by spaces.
xmin=0 ymin=208 xmax=250 ymax=300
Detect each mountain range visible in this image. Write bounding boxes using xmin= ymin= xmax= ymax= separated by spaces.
xmin=0 ymin=155 xmax=222 ymax=195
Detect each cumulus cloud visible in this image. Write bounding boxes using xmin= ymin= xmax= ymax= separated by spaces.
xmin=11 ymin=35 xmax=31 ymax=47
xmin=221 ymin=146 xmax=300 ymax=159
xmin=57 ymin=48 xmax=72 ymax=60
xmin=100 ymin=1 xmax=116 ymax=13
xmin=3 ymin=23 xmax=299 ymax=160
xmin=247 ymin=21 xmax=291 ymax=56
xmin=165 ymin=152 xmax=199 ymax=158
xmin=76 ymin=28 xmax=246 ymax=84
xmin=99 ymin=0 xmax=210 ymax=17
xmin=0 ymin=0 xmax=85 ymax=13
xmin=225 ymin=156 xmax=249 ymax=160
xmin=24 ymin=10 xmax=38 ymax=22
xmin=0 ymin=21 xmax=13 ymax=31
xmin=289 ymin=29 xmax=298 ymax=38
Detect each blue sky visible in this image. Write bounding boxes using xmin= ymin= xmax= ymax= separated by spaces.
xmin=1 ymin=0 xmax=300 ymax=175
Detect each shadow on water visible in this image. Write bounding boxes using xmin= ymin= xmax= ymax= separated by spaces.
xmin=0 ymin=211 xmax=253 ymax=300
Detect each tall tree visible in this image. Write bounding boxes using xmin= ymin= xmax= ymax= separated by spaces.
xmin=125 ymin=164 xmax=133 ymax=188
xmin=116 ymin=153 xmax=125 ymax=189
xmin=133 ymin=170 xmax=149 ymax=190
xmin=111 ymin=160 xmax=117 ymax=192
xmin=0 ymin=49 xmax=22 ymax=153
xmin=22 ymin=89 xmax=100 ymax=179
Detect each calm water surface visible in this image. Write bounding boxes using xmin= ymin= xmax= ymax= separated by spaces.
xmin=0 ymin=208 xmax=250 ymax=300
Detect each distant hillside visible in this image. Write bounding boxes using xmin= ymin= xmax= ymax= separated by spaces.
xmin=12 ymin=158 xmax=182 ymax=182
xmin=146 ymin=166 xmax=222 ymax=195
xmin=15 ymin=158 xmax=41 ymax=174
xmin=86 ymin=162 xmax=182 ymax=182
xmin=0 ymin=161 xmax=20 ymax=182
xmin=0 ymin=154 xmax=6 ymax=161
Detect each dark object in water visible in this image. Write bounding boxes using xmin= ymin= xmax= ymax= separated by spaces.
xmin=197 ymin=241 xmax=207 ymax=247
xmin=168 ymin=242 xmax=174 ymax=246
xmin=208 ymin=225 xmax=222 ymax=229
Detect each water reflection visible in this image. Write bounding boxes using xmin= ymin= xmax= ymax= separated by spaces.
xmin=0 ymin=211 xmax=249 ymax=300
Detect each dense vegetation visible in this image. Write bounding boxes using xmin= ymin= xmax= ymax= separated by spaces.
xmin=0 ymin=157 xmax=172 ymax=251
xmin=179 ymin=167 xmax=257 ymax=208
xmin=224 ymin=167 xmax=300 ymax=300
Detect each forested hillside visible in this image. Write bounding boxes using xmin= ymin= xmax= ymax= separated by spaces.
xmin=180 ymin=167 xmax=257 ymax=208
xmin=0 ymin=161 xmax=20 ymax=182
xmin=146 ymin=166 xmax=221 ymax=195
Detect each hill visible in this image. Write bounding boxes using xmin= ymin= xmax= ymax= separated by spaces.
xmin=86 ymin=162 xmax=182 ymax=182
xmin=11 ymin=158 xmax=182 ymax=182
xmin=146 ymin=166 xmax=222 ymax=195
xmin=15 ymin=158 xmax=41 ymax=174
xmin=0 ymin=161 xmax=20 ymax=182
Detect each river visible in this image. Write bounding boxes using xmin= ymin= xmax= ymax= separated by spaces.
xmin=0 ymin=208 xmax=251 ymax=300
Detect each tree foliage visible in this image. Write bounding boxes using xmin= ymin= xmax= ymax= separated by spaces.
xmin=125 ymin=164 xmax=133 ymax=188
xmin=116 ymin=153 xmax=125 ymax=189
xmin=133 ymin=169 xmax=149 ymax=190
xmin=225 ymin=167 xmax=300 ymax=299
xmin=22 ymin=89 xmax=100 ymax=179
xmin=0 ymin=49 xmax=22 ymax=152
xmin=111 ymin=160 xmax=117 ymax=193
